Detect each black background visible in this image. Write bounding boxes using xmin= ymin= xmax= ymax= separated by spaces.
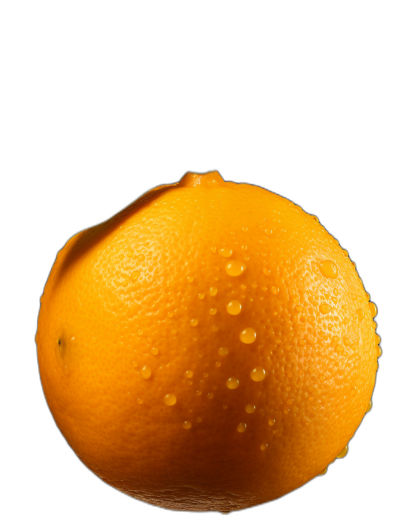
xmin=25 ymin=99 xmax=399 ymax=529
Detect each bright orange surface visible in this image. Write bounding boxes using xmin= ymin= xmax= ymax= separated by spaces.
xmin=36 ymin=171 xmax=379 ymax=512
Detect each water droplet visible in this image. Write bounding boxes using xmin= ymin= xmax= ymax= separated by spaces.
xmin=377 ymin=345 xmax=382 ymax=357
xmin=185 ymin=370 xmax=193 ymax=378
xmin=268 ymin=419 xmax=275 ymax=426
xmin=137 ymin=398 xmax=143 ymax=404
xmin=140 ymin=365 xmax=152 ymax=379
xmin=190 ymin=318 xmax=199 ymax=327
xmin=209 ymin=308 xmax=217 ymax=315
xmin=225 ymin=260 xmax=246 ymax=277
xmin=132 ymin=271 xmax=140 ymax=280
xmin=319 ymin=304 xmax=331 ymax=314
xmin=226 ymin=377 xmax=239 ymax=389
xmin=356 ymin=308 xmax=365 ymax=322
xmin=260 ymin=443 xmax=268 ymax=451
xmin=203 ymin=372 xmax=209 ymax=378
xmin=182 ymin=421 xmax=192 ymax=430
xmin=212 ymin=325 xmax=219 ymax=332
xmin=375 ymin=334 xmax=381 ymax=345
xmin=250 ymin=366 xmax=266 ymax=381
xmin=295 ymin=305 xmax=304 ymax=312
xmin=132 ymin=361 xmax=138 ymax=368
xmin=337 ymin=445 xmax=348 ymax=458
xmin=195 ymin=390 xmax=202 ymax=396
xmin=219 ymin=248 xmax=233 ymax=257
xmin=368 ymin=302 xmax=377 ymax=318
xmin=240 ymin=327 xmax=256 ymax=344
xmin=207 ymin=392 xmax=214 ymax=399
xmin=237 ymin=422 xmax=247 ymax=433
xmin=222 ymin=404 xmax=228 ymax=409
xmin=171 ymin=329 xmax=177 ymax=335
xmin=226 ymin=300 xmax=242 ymax=315
xmin=218 ymin=347 xmax=229 ymax=356
xmin=196 ymin=416 xmax=202 ymax=423
xmin=319 ymin=468 xmax=328 ymax=476
xmin=164 ymin=394 xmax=177 ymax=406
xmin=151 ymin=347 xmax=159 ymax=356
xmin=210 ymin=287 xmax=218 ymax=296
xmin=318 ymin=260 xmax=338 ymax=279
xmin=198 ymin=293 xmax=205 ymax=300
xmin=245 ymin=404 xmax=256 ymax=413
xmin=271 ymin=286 xmax=279 ymax=295
xmin=366 ymin=400 xmax=372 ymax=412
xmin=187 ymin=276 xmax=194 ymax=283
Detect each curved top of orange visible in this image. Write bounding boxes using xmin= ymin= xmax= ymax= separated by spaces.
xmin=36 ymin=171 xmax=379 ymax=512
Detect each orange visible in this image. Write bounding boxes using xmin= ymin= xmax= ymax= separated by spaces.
xmin=36 ymin=171 xmax=379 ymax=512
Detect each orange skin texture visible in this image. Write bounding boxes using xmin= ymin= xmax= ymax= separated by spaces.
xmin=36 ymin=171 xmax=379 ymax=512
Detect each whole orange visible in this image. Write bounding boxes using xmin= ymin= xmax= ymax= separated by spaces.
xmin=36 ymin=171 xmax=379 ymax=512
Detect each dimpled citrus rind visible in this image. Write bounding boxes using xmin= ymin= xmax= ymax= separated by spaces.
xmin=36 ymin=171 xmax=379 ymax=511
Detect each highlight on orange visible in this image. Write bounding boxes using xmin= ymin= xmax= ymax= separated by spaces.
xmin=36 ymin=171 xmax=379 ymax=512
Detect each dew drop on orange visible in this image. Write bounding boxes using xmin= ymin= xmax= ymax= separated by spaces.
xmin=182 ymin=421 xmax=192 ymax=430
xmin=226 ymin=377 xmax=239 ymax=389
xmin=218 ymin=248 xmax=233 ymax=257
xmin=218 ymin=347 xmax=229 ymax=356
xmin=319 ymin=468 xmax=328 ymax=476
xmin=318 ymin=260 xmax=338 ymax=279
xmin=260 ymin=443 xmax=268 ymax=451
xmin=271 ymin=286 xmax=279 ymax=295
xmin=164 ymin=394 xmax=177 ymax=406
xmin=250 ymin=366 xmax=266 ymax=381
xmin=240 ymin=327 xmax=256 ymax=344
xmin=187 ymin=276 xmax=194 ymax=283
xmin=319 ymin=304 xmax=331 ymax=314
xmin=237 ymin=422 xmax=247 ymax=433
xmin=337 ymin=445 xmax=348 ymax=458
xmin=185 ymin=370 xmax=193 ymax=378
xmin=268 ymin=419 xmax=275 ymax=426
xmin=226 ymin=300 xmax=242 ymax=315
xmin=225 ymin=260 xmax=246 ymax=277
xmin=209 ymin=308 xmax=217 ymax=315
xmin=245 ymin=404 xmax=256 ymax=413
xmin=140 ymin=365 xmax=152 ymax=379
xmin=198 ymin=293 xmax=205 ymax=300
xmin=151 ymin=347 xmax=159 ymax=356
xmin=369 ymin=302 xmax=377 ymax=318
xmin=377 ymin=345 xmax=382 ymax=357
xmin=190 ymin=319 xmax=199 ymax=327
xmin=210 ymin=287 xmax=218 ymax=296
xmin=366 ymin=400 xmax=372 ymax=412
